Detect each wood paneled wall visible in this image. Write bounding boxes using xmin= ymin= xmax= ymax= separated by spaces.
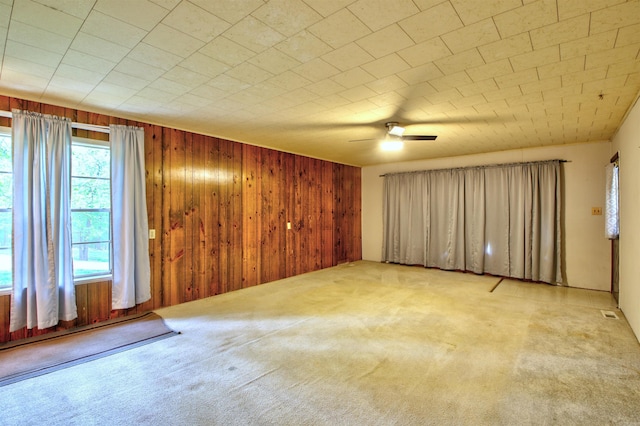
xmin=0 ymin=95 xmax=362 ymax=343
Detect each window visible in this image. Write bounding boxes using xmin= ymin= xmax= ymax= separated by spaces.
xmin=0 ymin=131 xmax=11 ymax=291
xmin=71 ymin=140 xmax=112 ymax=280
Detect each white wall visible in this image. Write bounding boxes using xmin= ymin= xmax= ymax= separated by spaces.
xmin=362 ymin=141 xmax=613 ymax=291
xmin=612 ymin=96 xmax=640 ymax=341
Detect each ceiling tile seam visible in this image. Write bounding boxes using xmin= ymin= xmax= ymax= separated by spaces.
xmin=0 ymin=0 xmax=14 ymax=81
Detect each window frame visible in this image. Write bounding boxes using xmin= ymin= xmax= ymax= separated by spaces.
xmin=0 ymin=126 xmax=11 ymax=295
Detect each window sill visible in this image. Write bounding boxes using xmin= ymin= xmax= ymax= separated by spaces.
xmin=0 ymin=288 xmax=10 ymax=297
xmin=74 ymin=275 xmax=112 ymax=285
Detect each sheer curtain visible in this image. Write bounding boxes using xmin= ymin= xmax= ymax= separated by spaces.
xmin=110 ymin=125 xmax=150 ymax=309
xmin=382 ymin=160 xmax=563 ymax=284
xmin=10 ymin=110 xmax=76 ymax=332
xmin=605 ymin=163 xmax=619 ymax=239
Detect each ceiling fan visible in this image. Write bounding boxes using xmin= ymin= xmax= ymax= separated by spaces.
xmin=348 ymin=121 xmax=437 ymax=143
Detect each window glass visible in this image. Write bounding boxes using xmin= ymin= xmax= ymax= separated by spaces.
xmin=71 ymin=143 xmax=111 ymax=278
xmin=0 ymin=133 xmax=11 ymax=290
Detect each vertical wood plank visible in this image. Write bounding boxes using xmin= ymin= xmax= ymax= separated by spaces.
xmin=208 ymin=137 xmax=221 ymax=296
xmin=0 ymin=295 xmax=10 ymax=342
xmin=284 ymin=153 xmax=296 ymax=278
xmin=183 ymin=131 xmax=195 ymax=302
xmin=231 ymin=142 xmax=243 ymax=291
xmin=242 ymin=145 xmax=259 ymax=288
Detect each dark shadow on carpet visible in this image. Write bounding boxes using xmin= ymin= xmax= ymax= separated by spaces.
xmin=0 ymin=312 xmax=179 ymax=387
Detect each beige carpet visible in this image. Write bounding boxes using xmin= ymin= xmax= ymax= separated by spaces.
xmin=0 ymin=261 xmax=638 ymax=425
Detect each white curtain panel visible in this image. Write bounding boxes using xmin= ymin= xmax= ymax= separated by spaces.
xmin=382 ymin=160 xmax=563 ymax=284
xmin=110 ymin=125 xmax=151 ymax=309
xmin=605 ymin=163 xmax=619 ymax=239
xmin=10 ymin=110 xmax=76 ymax=332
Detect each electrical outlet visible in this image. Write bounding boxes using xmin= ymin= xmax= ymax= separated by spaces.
xmin=592 ymin=207 xmax=602 ymax=215
xmin=149 ymin=229 xmax=156 ymax=239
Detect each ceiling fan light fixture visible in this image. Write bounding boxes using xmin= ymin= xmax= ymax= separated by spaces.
xmin=388 ymin=125 xmax=405 ymax=137
xmin=380 ymin=139 xmax=404 ymax=151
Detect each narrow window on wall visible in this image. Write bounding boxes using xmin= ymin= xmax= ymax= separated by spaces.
xmin=0 ymin=130 xmax=11 ymax=292
xmin=71 ymin=140 xmax=112 ymax=281
xmin=605 ymin=161 xmax=619 ymax=239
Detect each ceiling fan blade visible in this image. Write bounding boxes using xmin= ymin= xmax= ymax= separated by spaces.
xmin=348 ymin=138 xmax=377 ymax=143
xmin=402 ymin=135 xmax=438 ymax=141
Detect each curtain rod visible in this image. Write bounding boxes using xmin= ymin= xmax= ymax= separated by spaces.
xmin=0 ymin=110 xmax=110 ymax=134
xmin=379 ymin=159 xmax=570 ymax=177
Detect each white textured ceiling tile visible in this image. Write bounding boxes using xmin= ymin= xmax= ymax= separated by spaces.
xmin=225 ymin=62 xmax=274 ymax=85
xmin=94 ymin=0 xmax=169 ymax=31
xmin=13 ymin=0 xmax=82 ymax=38
xmin=55 ymin=63 xmax=106 ymax=85
xmin=542 ymin=83 xmax=582 ymax=100
xmin=478 ymin=33 xmax=532 ymax=63
xmin=339 ymin=85 xmax=378 ymax=102
xmin=0 ymin=68 xmax=48 ymax=92
xmin=293 ymin=58 xmax=341 ymax=82
xmin=253 ymin=0 xmax=322 ymax=37
xmin=397 ymin=63 xmax=443 ymax=85
xmin=557 ymin=0 xmax=625 ymax=20
xmin=180 ymin=53 xmax=231 ymax=79
xmin=493 ymin=0 xmax=557 ymax=39
xmin=81 ymin=11 xmax=147 ymax=49
xmin=2 ymin=55 xmax=56 ymax=79
xmin=425 ymin=89 xmax=463 ymax=105
xmin=321 ymin=43 xmax=375 ymax=72
xmin=616 ymin=23 xmax=640 ymax=47
xmin=308 ymin=9 xmax=371 ymax=49
xmin=361 ymin=53 xmax=411 ymax=79
xmin=450 ymin=0 xmax=521 ymax=25
xmin=301 ymin=0 xmax=354 ymax=17
xmin=583 ymin=75 xmax=629 ymax=94
xmin=560 ymin=30 xmax=617 ymax=59
xmin=435 ymin=49 xmax=485 ymax=75
xmin=103 ymin=70 xmax=151 ymax=90
xmin=191 ymin=85 xmax=226 ymax=102
xmin=189 ymin=0 xmax=264 ymax=24
xmin=561 ymin=67 xmax=608 ymax=86
xmin=537 ymin=56 xmax=585 ymax=79
xmin=365 ymin=75 xmax=407 ymax=94
xmin=114 ymin=58 xmax=165 ymax=81
xmin=398 ymin=38 xmax=451 ymax=67
xmin=0 ymin=4 xmax=9 ymax=28
xmin=356 ymin=24 xmax=415 ymax=59
xmin=313 ymin=93 xmax=350 ymax=108
xmin=250 ymin=48 xmax=301 ymax=74
xmin=143 ymin=24 xmax=204 ymax=58
xmin=530 ymin=15 xmax=590 ymax=50
xmin=451 ymin=94 xmax=487 ymax=108
xmin=505 ymin=91 xmax=543 ymax=106
xmin=585 ymin=43 xmax=640 ymax=69
xmin=223 ymin=16 xmax=286 ymax=53
xmin=92 ymin=81 xmax=137 ymax=98
xmin=161 ymin=66 xmax=210 ymax=88
xmin=275 ymin=31 xmax=333 ymax=63
xmin=33 ymin=0 xmax=95 ymax=19
xmin=520 ymin=76 xmax=561 ymax=94
xmin=466 ymin=59 xmax=513 ymax=82
xmin=457 ymin=78 xmax=499 ymax=97
xmin=429 ymin=71 xmax=473 ymax=91
xmin=70 ymin=32 xmax=130 ymax=62
xmin=62 ymin=50 xmax=116 ymax=74
xmin=331 ymin=67 xmax=377 ymax=89
xmin=147 ymin=78 xmax=193 ymax=96
xmin=127 ymin=43 xmax=182 ymax=72
xmin=482 ymin=85 xmax=522 ymax=102
xmin=306 ymin=79 xmax=346 ymax=96
xmin=137 ymin=87 xmax=178 ymax=103
xmin=442 ymin=19 xmax=500 ymax=53
xmin=8 ymin=21 xmax=71 ymax=55
xmin=509 ymin=46 xmax=559 ymax=72
xmin=267 ymin=70 xmax=312 ymax=90
xmin=48 ymin=74 xmax=95 ymax=93
xmin=591 ymin=1 xmax=640 ymax=34
xmin=5 ymin=39 xmax=62 ymax=67
xmin=199 ymin=37 xmax=256 ymax=67
xmin=149 ymin=0 xmax=181 ymax=9
xmin=348 ymin=0 xmax=419 ymax=31
xmin=399 ymin=2 xmax=463 ymax=44
xmin=494 ymin=68 xmax=539 ymax=89
xmin=162 ymin=1 xmax=230 ymax=42
xmin=606 ymin=59 xmax=640 ymax=78
xmin=207 ymin=74 xmax=252 ymax=94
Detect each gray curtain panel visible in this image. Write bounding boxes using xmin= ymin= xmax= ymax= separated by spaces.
xmin=382 ymin=160 xmax=562 ymax=284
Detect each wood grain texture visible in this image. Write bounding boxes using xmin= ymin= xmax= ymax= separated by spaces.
xmin=0 ymin=95 xmax=362 ymax=343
